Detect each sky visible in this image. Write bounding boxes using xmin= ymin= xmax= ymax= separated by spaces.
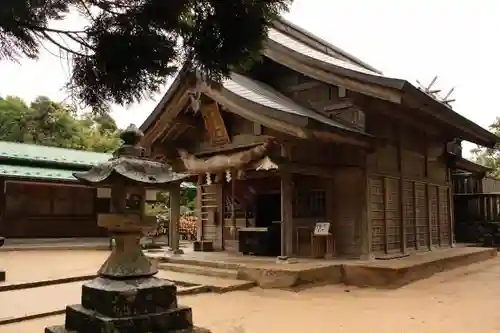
xmin=0 ymin=0 xmax=498 ymax=155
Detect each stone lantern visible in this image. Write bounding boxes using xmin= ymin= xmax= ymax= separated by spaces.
xmin=45 ymin=124 xmax=210 ymax=333
xmin=0 ymin=236 xmax=5 ymax=281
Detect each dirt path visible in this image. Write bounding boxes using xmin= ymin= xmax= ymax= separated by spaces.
xmin=2 ymin=256 xmax=500 ymax=333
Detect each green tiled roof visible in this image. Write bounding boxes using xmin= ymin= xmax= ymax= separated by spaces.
xmin=0 ymin=164 xmax=196 ymax=188
xmin=0 ymin=164 xmax=78 ymax=181
xmin=0 ymin=141 xmax=112 ymax=167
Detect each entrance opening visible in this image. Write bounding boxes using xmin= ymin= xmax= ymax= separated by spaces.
xmin=255 ymin=193 xmax=281 ymax=228
xmin=239 ymin=193 xmax=281 ymax=256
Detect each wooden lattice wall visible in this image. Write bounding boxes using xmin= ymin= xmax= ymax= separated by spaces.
xmin=367 ymin=115 xmax=453 ymax=255
xmin=369 ymin=175 xmax=452 ymax=254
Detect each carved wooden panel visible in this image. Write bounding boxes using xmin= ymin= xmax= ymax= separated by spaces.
xmin=200 ymin=102 xmax=230 ymax=146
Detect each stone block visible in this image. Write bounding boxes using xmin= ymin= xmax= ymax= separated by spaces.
xmin=81 ymin=277 xmax=178 ymax=318
xmin=193 ymin=241 xmax=213 ymax=252
xmin=45 ymin=325 xmax=211 ymax=333
xmin=64 ymin=303 xmax=193 ymax=333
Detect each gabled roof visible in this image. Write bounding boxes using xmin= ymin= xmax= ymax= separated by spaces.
xmin=263 ymin=31 xmax=499 ymax=148
xmin=141 ymin=17 xmax=499 ymax=148
xmin=0 ymin=141 xmax=196 ymax=186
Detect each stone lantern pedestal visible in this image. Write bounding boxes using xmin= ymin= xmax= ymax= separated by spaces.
xmin=45 ymin=125 xmax=210 ymax=333
xmin=0 ymin=236 xmax=5 ymax=281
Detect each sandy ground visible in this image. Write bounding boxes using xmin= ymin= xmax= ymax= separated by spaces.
xmin=1 ymin=253 xmax=500 ymax=333
xmin=0 ymin=250 xmax=108 ymax=285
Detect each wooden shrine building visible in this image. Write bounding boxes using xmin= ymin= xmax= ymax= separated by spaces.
xmin=0 ymin=141 xmax=111 ymax=238
xmin=140 ymin=18 xmax=499 ymax=259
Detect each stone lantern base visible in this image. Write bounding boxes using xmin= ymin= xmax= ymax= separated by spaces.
xmin=45 ymin=276 xmax=211 ymax=333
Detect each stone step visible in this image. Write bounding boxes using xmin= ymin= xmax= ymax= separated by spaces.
xmin=148 ymin=254 xmax=241 ymax=270
xmin=156 ymin=269 xmax=255 ymax=293
xmin=157 ymin=262 xmax=239 ymax=279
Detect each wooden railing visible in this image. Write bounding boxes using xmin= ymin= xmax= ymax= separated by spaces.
xmin=454 ymin=193 xmax=500 ymax=242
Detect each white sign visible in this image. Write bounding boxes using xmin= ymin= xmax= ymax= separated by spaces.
xmin=314 ymin=222 xmax=331 ymax=236
xmin=145 ymin=189 xmax=159 ymax=201
xmin=97 ymin=188 xmax=111 ymax=198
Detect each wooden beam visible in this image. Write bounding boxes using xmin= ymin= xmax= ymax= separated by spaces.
xmin=143 ymin=91 xmax=190 ymax=147
xmin=192 ymin=134 xmax=273 ymax=156
xmin=311 ymin=130 xmax=371 ymax=148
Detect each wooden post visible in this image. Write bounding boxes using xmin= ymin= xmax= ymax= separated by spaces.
xmin=216 ymin=181 xmax=224 ymax=250
xmin=413 ymin=181 xmax=419 ymax=250
xmin=436 ymin=186 xmax=442 ymax=247
xmin=426 ymin=184 xmax=433 ymax=249
xmin=281 ymin=170 xmax=293 ymax=257
xmin=383 ymin=177 xmax=389 ymax=254
xmin=360 ymin=165 xmax=371 ymax=259
xmin=196 ymin=175 xmax=203 ymax=241
xmin=231 ymin=173 xmax=236 ymax=229
xmin=447 ymin=186 xmax=454 ymax=247
xmin=169 ymin=182 xmax=181 ymax=252
xmin=397 ymin=125 xmax=406 ymax=253
xmin=0 ymin=179 xmax=5 ymax=237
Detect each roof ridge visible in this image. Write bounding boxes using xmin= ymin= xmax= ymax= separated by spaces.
xmin=274 ymin=17 xmax=382 ymax=74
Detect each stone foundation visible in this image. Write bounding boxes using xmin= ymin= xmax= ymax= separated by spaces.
xmin=45 ymin=276 xmax=210 ymax=333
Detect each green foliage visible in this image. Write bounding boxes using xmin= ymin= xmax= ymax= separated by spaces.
xmin=0 ymin=0 xmax=292 ymax=107
xmin=471 ymin=117 xmax=500 ymax=177
xmin=0 ymin=95 xmax=120 ymax=152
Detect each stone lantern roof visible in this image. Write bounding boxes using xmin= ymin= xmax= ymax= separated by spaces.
xmin=73 ymin=124 xmax=188 ymax=186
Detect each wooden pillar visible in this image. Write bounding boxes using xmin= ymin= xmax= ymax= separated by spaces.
xmin=447 ymin=186 xmax=455 ymax=247
xmin=426 ymin=183 xmax=433 ymax=249
xmin=216 ymin=181 xmax=224 ymax=250
xmin=196 ymin=175 xmax=203 ymax=241
xmin=436 ymin=186 xmax=442 ymax=247
xmin=360 ymin=162 xmax=371 ymax=259
xmin=169 ymin=182 xmax=181 ymax=251
xmin=0 ymin=179 xmax=5 ymax=236
xmin=397 ymin=125 xmax=406 ymax=253
xmin=413 ymin=181 xmax=419 ymax=250
xmin=383 ymin=177 xmax=389 ymax=254
xmin=280 ymin=170 xmax=294 ymax=257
